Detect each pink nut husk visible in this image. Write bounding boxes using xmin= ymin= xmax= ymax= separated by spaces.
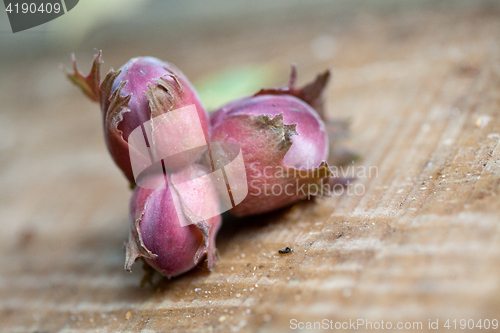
xmin=210 ymin=67 xmax=355 ymax=217
xmin=64 ymin=52 xmax=210 ymax=184
xmin=125 ymin=163 xmax=222 ymax=278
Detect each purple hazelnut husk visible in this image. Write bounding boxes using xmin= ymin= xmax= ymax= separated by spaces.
xmin=124 ymin=163 xmax=222 ymax=278
xmin=64 ymin=52 xmax=210 ymax=184
xmin=210 ymin=67 xmax=357 ymax=217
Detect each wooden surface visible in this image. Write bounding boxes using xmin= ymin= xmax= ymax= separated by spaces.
xmin=1 ymin=3 xmax=500 ymax=332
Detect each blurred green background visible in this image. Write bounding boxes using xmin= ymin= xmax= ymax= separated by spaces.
xmin=1 ymin=0 xmax=496 ymax=110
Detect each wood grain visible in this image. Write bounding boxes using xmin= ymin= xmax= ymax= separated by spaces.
xmin=0 ymin=3 xmax=499 ymax=332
